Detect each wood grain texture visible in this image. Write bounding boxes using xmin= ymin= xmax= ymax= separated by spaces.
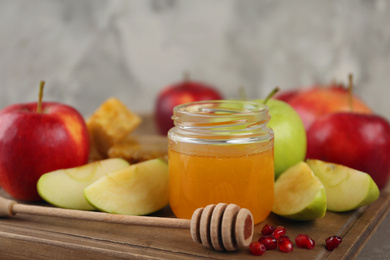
xmin=0 ymin=183 xmax=389 ymax=260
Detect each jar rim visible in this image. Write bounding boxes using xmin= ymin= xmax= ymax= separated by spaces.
xmin=173 ymin=100 xmax=268 ymax=117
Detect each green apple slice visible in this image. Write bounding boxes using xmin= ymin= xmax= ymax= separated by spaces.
xmin=272 ymin=161 xmax=327 ymax=220
xmin=37 ymin=158 xmax=130 ymax=210
xmin=84 ymin=159 xmax=169 ymax=215
xmin=307 ymin=159 xmax=380 ymax=212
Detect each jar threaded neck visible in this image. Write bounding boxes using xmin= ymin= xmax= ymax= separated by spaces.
xmin=170 ymin=100 xmax=272 ymax=143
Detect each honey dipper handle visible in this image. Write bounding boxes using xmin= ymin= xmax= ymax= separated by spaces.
xmin=0 ymin=196 xmax=16 ymax=217
xmin=0 ymin=196 xmax=190 ymax=229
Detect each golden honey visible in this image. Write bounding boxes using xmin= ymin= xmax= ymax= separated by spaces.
xmin=168 ymin=101 xmax=274 ymax=224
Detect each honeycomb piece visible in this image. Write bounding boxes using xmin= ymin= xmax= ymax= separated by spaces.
xmin=87 ymin=98 xmax=142 ymax=157
xmin=108 ymin=135 xmax=168 ymax=164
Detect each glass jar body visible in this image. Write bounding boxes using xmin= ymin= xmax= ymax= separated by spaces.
xmin=168 ymin=101 xmax=274 ymax=224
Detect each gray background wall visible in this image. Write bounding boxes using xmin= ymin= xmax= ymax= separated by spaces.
xmin=1 ymin=0 xmax=389 ymax=119
xmin=0 ymin=0 xmax=389 ymax=258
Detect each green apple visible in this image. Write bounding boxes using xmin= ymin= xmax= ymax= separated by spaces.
xmin=254 ymin=98 xmax=307 ymax=178
xmin=84 ymin=159 xmax=169 ymax=215
xmin=272 ymin=161 xmax=327 ymax=221
xmin=37 ymin=158 xmax=129 ymax=210
xmin=307 ymin=159 xmax=380 ymax=212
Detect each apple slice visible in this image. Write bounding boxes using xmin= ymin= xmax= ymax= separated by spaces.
xmin=84 ymin=159 xmax=169 ymax=215
xmin=272 ymin=161 xmax=327 ymax=220
xmin=307 ymin=159 xmax=380 ymax=212
xmin=37 ymin=158 xmax=129 ymax=210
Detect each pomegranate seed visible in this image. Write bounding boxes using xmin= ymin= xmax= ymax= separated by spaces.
xmin=272 ymin=226 xmax=286 ymax=239
xmin=325 ymin=236 xmax=342 ymax=251
xmin=261 ymin=224 xmax=276 ymax=236
xmin=258 ymin=235 xmax=277 ymax=250
xmin=295 ymin=234 xmax=315 ymax=249
xmin=249 ymin=242 xmax=266 ymax=256
xmin=278 ymin=235 xmax=293 ymax=253
xmin=278 ymin=235 xmax=290 ymax=243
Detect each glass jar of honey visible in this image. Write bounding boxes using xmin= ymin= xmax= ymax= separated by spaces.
xmin=168 ymin=100 xmax=274 ymax=224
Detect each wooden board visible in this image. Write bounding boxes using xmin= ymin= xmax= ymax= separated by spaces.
xmin=0 ymin=182 xmax=389 ymax=260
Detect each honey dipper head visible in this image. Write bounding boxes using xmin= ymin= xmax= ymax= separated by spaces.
xmin=190 ymin=203 xmax=254 ymax=251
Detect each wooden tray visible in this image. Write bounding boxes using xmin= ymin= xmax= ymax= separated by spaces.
xmin=0 ymin=181 xmax=389 ymax=260
xmin=1 ymin=115 xmax=389 ymax=259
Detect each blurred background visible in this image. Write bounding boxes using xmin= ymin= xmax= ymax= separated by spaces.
xmin=0 ymin=0 xmax=389 ymax=258
xmin=0 ymin=0 xmax=389 ymax=119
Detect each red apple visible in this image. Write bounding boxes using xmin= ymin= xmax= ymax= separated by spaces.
xmin=306 ymin=112 xmax=390 ymax=189
xmin=0 ymin=85 xmax=90 ymax=201
xmin=281 ymin=82 xmax=372 ymax=131
xmin=154 ymin=77 xmax=223 ymax=135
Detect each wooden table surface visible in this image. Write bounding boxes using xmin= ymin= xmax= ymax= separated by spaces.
xmin=0 ymin=181 xmax=389 ymax=260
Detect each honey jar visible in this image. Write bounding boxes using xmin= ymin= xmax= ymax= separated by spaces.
xmin=168 ymin=100 xmax=274 ymax=224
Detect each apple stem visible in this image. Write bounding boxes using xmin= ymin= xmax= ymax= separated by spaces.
xmin=37 ymin=81 xmax=45 ymax=113
xmin=348 ymin=73 xmax=354 ymax=111
xmin=263 ymin=86 xmax=280 ymax=105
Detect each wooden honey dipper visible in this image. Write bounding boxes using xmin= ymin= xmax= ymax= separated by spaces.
xmin=0 ymin=197 xmax=253 ymax=251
